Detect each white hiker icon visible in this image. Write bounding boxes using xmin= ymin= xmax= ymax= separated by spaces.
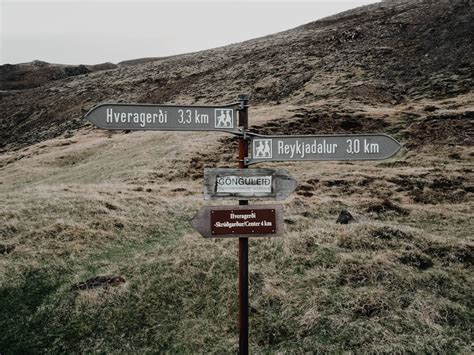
xmin=216 ymin=111 xmax=226 ymax=127
xmin=255 ymin=141 xmax=265 ymax=158
xmin=215 ymin=109 xmax=233 ymax=128
xmin=254 ymin=139 xmax=272 ymax=159
xmin=224 ymin=111 xmax=232 ymax=127
xmin=263 ymin=141 xmax=271 ymax=157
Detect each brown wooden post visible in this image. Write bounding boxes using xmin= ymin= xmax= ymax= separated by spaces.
xmin=237 ymin=94 xmax=249 ymax=355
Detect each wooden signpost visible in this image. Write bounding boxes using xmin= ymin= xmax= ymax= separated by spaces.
xmin=85 ymin=94 xmax=402 ymax=355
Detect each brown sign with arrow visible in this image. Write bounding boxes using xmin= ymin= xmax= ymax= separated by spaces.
xmin=192 ymin=204 xmax=284 ymax=238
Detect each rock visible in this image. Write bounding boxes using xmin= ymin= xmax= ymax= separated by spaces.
xmin=336 ymin=210 xmax=354 ymax=224
xmin=114 ymin=222 xmax=124 ymax=229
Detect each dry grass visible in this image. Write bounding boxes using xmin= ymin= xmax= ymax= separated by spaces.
xmin=0 ymin=102 xmax=473 ymax=353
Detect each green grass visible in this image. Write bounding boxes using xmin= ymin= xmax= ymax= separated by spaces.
xmin=1 ymin=203 xmax=472 ymax=353
xmin=0 ymin=132 xmax=472 ymax=353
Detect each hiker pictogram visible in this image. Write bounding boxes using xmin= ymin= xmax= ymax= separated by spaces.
xmin=214 ymin=108 xmax=234 ymax=128
xmin=253 ymin=139 xmax=272 ymax=159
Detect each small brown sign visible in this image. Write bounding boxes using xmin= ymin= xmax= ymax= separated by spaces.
xmin=211 ymin=208 xmax=276 ymax=236
xmin=191 ymin=204 xmax=284 ymax=238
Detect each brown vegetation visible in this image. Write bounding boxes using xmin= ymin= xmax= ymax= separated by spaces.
xmin=0 ymin=0 xmax=473 ymax=353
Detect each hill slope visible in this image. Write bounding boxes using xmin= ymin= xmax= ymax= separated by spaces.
xmin=1 ymin=0 xmax=472 ymax=151
xmin=0 ymin=0 xmax=473 ymax=353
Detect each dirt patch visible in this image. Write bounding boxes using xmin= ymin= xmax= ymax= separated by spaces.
xmin=347 ymin=82 xmax=401 ymax=105
xmin=406 ymin=111 xmax=474 ymax=147
xmin=367 ymin=199 xmax=410 ymax=216
xmin=353 ymin=299 xmax=387 ymax=318
xmin=296 ymin=178 xmax=320 ymax=197
xmin=104 ymin=202 xmax=118 ymax=211
xmin=370 ymin=227 xmax=413 ymax=240
xmin=296 ymin=184 xmax=315 ymax=197
xmin=323 ymin=180 xmax=349 ymax=188
xmin=412 ymin=188 xmax=467 ymax=204
xmin=253 ymin=72 xmax=314 ymax=103
xmin=187 ymin=154 xmax=220 ymax=180
xmin=71 ymin=275 xmax=126 ymax=291
xmin=336 ymin=259 xmax=395 ymax=286
xmin=338 ymin=226 xmax=413 ymax=251
xmin=422 ymin=242 xmax=474 ymax=266
xmin=250 ymin=108 xmax=389 ymax=136
xmin=186 ymin=137 xmax=237 ymax=180
xmin=0 ymin=244 xmax=15 ymax=255
xmin=357 ymin=176 xmax=375 ymax=187
xmin=388 ymin=174 xmax=471 ymax=204
xmin=377 ymin=161 xmax=413 ymax=168
xmin=399 ymin=251 xmax=434 ymax=270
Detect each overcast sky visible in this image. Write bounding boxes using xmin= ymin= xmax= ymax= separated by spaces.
xmin=1 ymin=0 xmax=379 ymax=65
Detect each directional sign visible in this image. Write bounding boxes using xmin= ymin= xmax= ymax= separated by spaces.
xmin=245 ymin=133 xmax=401 ymax=165
xmin=85 ymin=102 xmax=242 ymax=134
xmin=191 ymin=204 xmax=284 ymax=238
xmin=203 ymin=168 xmax=297 ymax=200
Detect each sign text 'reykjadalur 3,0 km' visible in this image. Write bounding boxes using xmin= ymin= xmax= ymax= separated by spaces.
xmin=85 ymin=103 xmax=241 ymax=134
xmin=246 ymin=133 xmax=401 ymax=164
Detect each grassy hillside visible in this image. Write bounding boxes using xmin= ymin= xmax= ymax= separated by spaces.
xmin=1 ymin=101 xmax=473 ymax=352
xmin=1 ymin=0 xmax=473 ymax=353
xmin=1 ymin=0 xmax=472 ymax=151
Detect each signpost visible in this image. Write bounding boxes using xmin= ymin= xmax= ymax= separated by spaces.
xmin=86 ymin=94 xmax=403 ymax=355
xmin=85 ymin=102 xmax=242 ymax=134
xmin=203 ymin=168 xmax=297 ymax=200
xmin=237 ymin=95 xmax=250 ymax=355
xmin=191 ymin=204 xmax=284 ymax=238
xmin=245 ymin=133 xmax=401 ymax=165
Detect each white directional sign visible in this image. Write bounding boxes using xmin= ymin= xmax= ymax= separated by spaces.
xmin=245 ymin=133 xmax=401 ymax=165
xmin=203 ymin=168 xmax=297 ymax=200
xmin=85 ymin=103 xmax=242 ymax=134
xmin=217 ymin=176 xmax=271 ymax=193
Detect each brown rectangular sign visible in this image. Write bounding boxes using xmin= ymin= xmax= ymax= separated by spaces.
xmin=211 ymin=208 xmax=276 ymax=236
xmin=191 ymin=204 xmax=284 ymax=238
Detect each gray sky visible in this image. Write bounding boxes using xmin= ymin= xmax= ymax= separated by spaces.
xmin=1 ymin=0 xmax=379 ymax=65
